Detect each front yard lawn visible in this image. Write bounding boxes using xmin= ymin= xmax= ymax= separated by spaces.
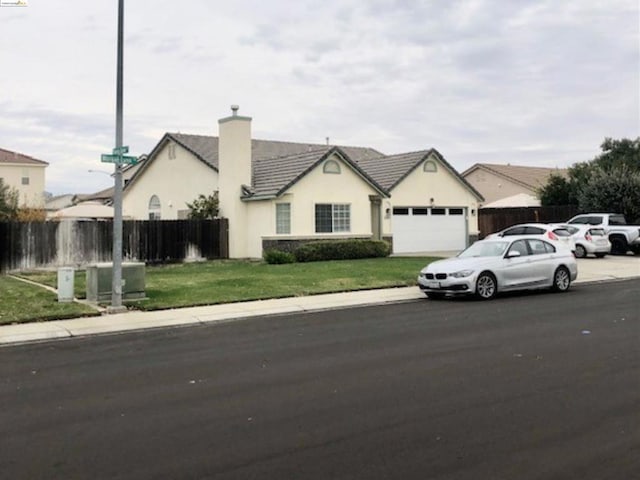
xmin=0 ymin=276 xmax=99 ymax=325
xmin=13 ymin=256 xmax=436 ymax=317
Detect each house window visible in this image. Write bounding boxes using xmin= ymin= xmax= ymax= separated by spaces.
xmin=315 ymin=203 xmax=350 ymax=233
xmin=423 ymin=160 xmax=437 ymax=172
xmin=21 ymin=169 xmax=29 ymax=185
xmin=276 ymin=203 xmax=291 ymax=234
xmin=149 ymin=195 xmax=161 ymax=220
xmin=323 ymin=160 xmax=341 ymax=174
xmin=168 ymin=143 xmax=176 ymax=160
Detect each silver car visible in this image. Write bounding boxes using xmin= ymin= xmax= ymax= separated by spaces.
xmin=418 ymin=236 xmax=578 ymax=300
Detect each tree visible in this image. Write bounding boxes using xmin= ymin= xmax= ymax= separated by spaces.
xmin=577 ymin=166 xmax=640 ymax=223
xmin=593 ymin=137 xmax=640 ymax=172
xmin=186 ymin=191 xmax=219 ymax=219
xmin=0 ymin=179 xmax=19 ymax=221
xmin=539 ymin=137 xmax=640 ymax=219
xmin=537 ymin=174 xmax=573 ymax=205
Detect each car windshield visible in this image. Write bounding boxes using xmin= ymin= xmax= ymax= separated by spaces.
xmin=458 ymin=241 xmax=509 ymax=258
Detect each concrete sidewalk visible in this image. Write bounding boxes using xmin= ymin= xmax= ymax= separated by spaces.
xmin=2 ymin=255 xmax=638 ymax=346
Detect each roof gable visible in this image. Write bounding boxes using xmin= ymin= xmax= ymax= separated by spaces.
xmin=0 ymin=147 xmax=48 ymax=166
xmin=355 ymin=149 xmax=483 ymax=200
xmin=462 ymin=163 xmax=568 ymax=190
xmin=248 ymin=147 xmax=389 ymax=200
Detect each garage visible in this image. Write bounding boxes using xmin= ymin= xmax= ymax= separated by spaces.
xmin=392 ymin=207 xmax=467 ymax=253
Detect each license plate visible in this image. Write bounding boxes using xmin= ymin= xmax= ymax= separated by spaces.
xmin=427 ymin=281 xmax=440 ymax=289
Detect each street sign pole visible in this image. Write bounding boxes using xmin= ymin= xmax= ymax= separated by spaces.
xmin=110 ymin=0 xmax=125 ymax=312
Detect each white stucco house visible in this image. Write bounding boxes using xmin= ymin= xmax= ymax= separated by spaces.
xmin=122 ymin=107 xmax=483 ymax=258
xmin=0 ymin=147 xmax=48 ymax=208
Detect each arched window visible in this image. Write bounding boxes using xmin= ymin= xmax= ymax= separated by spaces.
xmin=148 ymin=195 xmax=161 ymax=220
xmin=323 ymin=159 xmax=341 ymax=174
xmin=423 ymin=160 xmax=437 ymax=172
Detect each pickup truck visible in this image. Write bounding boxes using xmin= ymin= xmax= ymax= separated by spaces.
xmin=566 ymin=213 xmax=640 ymax=255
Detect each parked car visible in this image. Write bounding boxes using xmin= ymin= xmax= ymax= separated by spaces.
xmin=566 ymin=213 xmax=640 ymax=255
xmin=556 ymin=224 xmax=611 ymax=258
xmin=485 ymin=223 xmax=576 ymax=253
xmin=418 ymin=236 xmax=578 ymax=300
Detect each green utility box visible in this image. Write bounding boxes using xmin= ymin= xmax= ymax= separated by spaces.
xmin=86 ymin=262 xmax=146 ymax=303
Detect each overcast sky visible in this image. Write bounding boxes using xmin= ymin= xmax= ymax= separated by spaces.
xmin=1 ymin=0 xmax=638 ymax=195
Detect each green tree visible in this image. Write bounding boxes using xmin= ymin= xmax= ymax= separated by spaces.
xmin=186 ymin=191 xmax=219 ymax=219
xmin=577 ymin=166 xmax=640 ymax=223
xmin=0 ymin=179 xmax=19 ymax=221
xmin=537 ymin=174 xmax=573 ymax=205
xmin=539 ymin=137 xmax=640 ymax=215
xmin=593 ymin=137 xmax=640 ymax=171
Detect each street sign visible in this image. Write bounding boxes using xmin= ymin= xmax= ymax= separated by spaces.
xmin=101 ymin=153 xmax=138 ymax=165
xmin=112 ymin=145 xmax=129 ymax=155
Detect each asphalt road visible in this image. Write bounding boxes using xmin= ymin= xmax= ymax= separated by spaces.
xmin=1 ymin=279 xmax=639 ymax=480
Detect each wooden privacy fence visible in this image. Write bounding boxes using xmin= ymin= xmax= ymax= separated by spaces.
xmin=0 ymin=219 xmax=228 ymax=273
xmin=478 ymin=205 xmax=580 ymax=239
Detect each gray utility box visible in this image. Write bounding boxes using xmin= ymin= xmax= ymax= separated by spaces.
xmin=86 ymin=262 xmax=146 ymax=303
xmin=57 ymin=267 xmax=75 ymax=303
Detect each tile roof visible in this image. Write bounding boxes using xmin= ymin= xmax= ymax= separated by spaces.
xmin=168 ymin=133 xmax=383 ymax=170
xmin=250 ymin=146 xmax=388 ymax=199
xmin=462 ymin=163 xmax=568 ymax=190
xmin=0 ymin=147 xmax=48 ymax=166
xmin=355 ymin=149 xmax=483 ymax=200
xmin=125 ymin=132 xmax=481 ymax=201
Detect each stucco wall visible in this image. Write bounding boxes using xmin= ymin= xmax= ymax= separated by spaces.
xmin=464 ymin=169 xmax=532 ymax=205
xmin=244 ymin=154 xmax=381 ymax=258
xmin=0 ymin=164 xmax=46 ymax=208
xmin=384 ymin=157 xmax=480 ymax=236
xmin=122 ymin=141 xmax=218 ymax=220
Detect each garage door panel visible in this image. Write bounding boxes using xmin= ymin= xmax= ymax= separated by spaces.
xmin=393 ymin=207 xmax=466 ymax=253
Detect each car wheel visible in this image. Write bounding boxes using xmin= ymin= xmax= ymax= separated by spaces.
xmin=610 ymin=236 xmax=628 ymax=255
xmin=552 ymin=266 xmax=571 ymax=292
xmin=574 ymin=244 xmax=587 ymax=258
xmin=475 ymin=272 xmax=497 ymax=300
xmin=425 ymin=292 xmax=445 ymax=300
xmin=595 ymin=253 xmax=606 ymax=258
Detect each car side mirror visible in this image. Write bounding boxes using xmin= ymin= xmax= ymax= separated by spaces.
xmin=506 ymin=250 xmax=521 ymax=258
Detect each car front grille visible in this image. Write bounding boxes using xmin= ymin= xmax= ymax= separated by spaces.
xmin=426 ymin=273 xmax=448 ymax=280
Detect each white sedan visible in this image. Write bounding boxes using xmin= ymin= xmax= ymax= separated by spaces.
xmin=418 ymin=236 xmax=578 ymax=300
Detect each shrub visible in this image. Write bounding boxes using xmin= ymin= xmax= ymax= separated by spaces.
xmin=263 ymin=249 xmax=296 ymax=264
xmin=294 ymin=240 xmax=391 ymax=262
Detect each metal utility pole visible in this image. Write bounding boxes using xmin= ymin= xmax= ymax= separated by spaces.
xmin=110 ymin=0 xmax=125 ymax=311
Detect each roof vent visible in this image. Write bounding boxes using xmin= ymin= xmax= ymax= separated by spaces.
xmin=231 ymin=105 xmax=239 ymax=116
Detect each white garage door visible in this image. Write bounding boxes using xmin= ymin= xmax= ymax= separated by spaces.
xmin=392 ymin=207 xmax=467 ymax=253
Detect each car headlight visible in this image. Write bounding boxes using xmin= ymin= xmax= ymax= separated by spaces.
xmin=450 ymin=269 xmax=473 ymax=278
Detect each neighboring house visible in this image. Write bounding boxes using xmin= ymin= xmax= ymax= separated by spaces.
xmin=0 ymin=147 xmax=48 ymax=208
xmin=45 ymin=193 xmax=81 ymax=215
xmin=462 ymin=163 xmax=567 ymax=206
xmin=123 ymin=107 xmax=483 ymax=257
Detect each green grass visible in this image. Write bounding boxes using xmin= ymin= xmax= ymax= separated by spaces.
xmin=0 ymin=276 xmax=99 ymax=325
xmin=12 ymin=256 xmax=438 ymax=321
